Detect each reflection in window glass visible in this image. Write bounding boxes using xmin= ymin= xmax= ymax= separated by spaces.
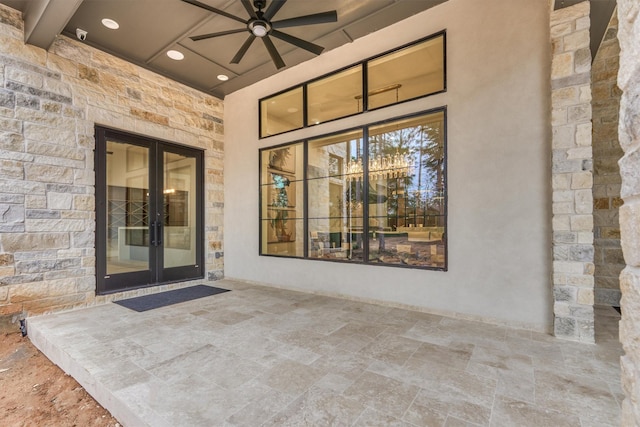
xmin=259 ymin=109 xmax=446 ymax=270
xmin=260 ymin=87 xmax=303 ymax=138
xmin=163 ymin=152 xmax=196 ymax=268
xmin=307 ymin=131 xmax=364 ymax=261
xmin=367 ymin=110 xmax=446 ymax=268
xmin=260 ymin=143 xmax=304 ymax=257
xmin=307 ymin=65 xmax=363 ymax=125
xmin=367 ymin=34 xmax=445 ymax=110
xmin=106 ymin=142 xmax=149 ymax=274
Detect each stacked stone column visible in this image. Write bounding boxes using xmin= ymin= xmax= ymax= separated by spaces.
xmin=550 ymin=1 xmax=595 ymax=342
xmin=592 ymin=13 xmax=623 ymax=307
xmin=617 ymin=1 xmax=640 ymax=424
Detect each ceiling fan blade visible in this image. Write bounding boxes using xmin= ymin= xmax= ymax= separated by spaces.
xmin=181 ymin=0 xmax=247 ymax=24
xmin=231 ymin=35 xmax=256 ymax=64
xmin=190 ymin=28 xmax=248 ymax=41
xmin=272 ymin=10 xmax=337 ymax=29
xmin=262 ymin=36 xmax=286 ymax=69
xmin=240 ymin=0 xmax=258 ymax=19
xmin=270 ymin=30 xmax=324 ymax=55
xmin=263 ymin=0 xmax=286 ymax=20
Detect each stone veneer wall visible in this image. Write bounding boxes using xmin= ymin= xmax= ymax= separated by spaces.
xmin=0 ymin=4 xmax=224 ymax=332
xmin=592 ymin=12 xmax=624 ymax=307
xmin=550 ymin=1 xmax=595 ymax=342
xmin=617 ymin=1 xmax=640 ymax=424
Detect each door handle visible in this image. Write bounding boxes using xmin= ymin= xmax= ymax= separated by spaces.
xmin=150 ymin=221 xmax=163 ymax=247
xmin=150 ymin=221 xmax=158 ymax=246
xmin=156 ymin=222 xmax=162 ymax=246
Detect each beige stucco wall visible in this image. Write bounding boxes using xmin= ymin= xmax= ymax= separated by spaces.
xmin=224 ymin=0 xmax=552 ymax=331
xmin=0 ymin=4 xmax=224 ymax=329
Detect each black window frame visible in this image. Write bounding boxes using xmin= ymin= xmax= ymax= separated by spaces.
xmin=259 ymin=106 xmax=448 ymax=272
xmin=258 ymin=30 xmax=447 ymax=139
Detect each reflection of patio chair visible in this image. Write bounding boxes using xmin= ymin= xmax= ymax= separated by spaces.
xmin=310 ymin=231 xmax=330 ymax=254
xmin=310 ymin=231 xmax=319 ymax=252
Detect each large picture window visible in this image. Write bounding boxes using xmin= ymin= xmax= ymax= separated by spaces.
xmin=259 ymin=109 xmax=447 ymax=270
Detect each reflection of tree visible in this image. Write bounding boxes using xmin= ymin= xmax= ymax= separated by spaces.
xmin=367 ymin=122 xmax=444 ymax=227
xmin=418 ymin=124 xmax=445 ymax=213
xmin=342 ymin=120 xmax=444 ymax=230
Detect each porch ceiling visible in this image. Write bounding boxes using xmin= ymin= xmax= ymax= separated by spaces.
xmin=554 ymin=0 xmax=617 ymax=57
xmin=0 ymin=0 xmax=448 ymax=99
xmin=0 ymin=0 xmax=616 ymax=99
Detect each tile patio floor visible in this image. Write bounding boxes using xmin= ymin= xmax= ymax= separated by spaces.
xmin=28 ymin=280 xmax=623 ymax=426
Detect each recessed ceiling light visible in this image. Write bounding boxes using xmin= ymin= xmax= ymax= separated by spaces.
xmin=167 ymin=50 xmax=185 ymax=61
xmin=217 ymin=74 xmax=229 ymax=81
xmin=287 ymin=107 xmax=298 ymax=113
xmin=101 ymin=18 xmax=119 ymax=30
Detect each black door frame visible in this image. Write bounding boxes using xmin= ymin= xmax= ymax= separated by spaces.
xmin=95 ymin=126 xmax=204 ymax=295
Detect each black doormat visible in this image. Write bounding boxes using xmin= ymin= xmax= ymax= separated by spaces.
xmin=114 ymin=285 xmax=230 ymax=312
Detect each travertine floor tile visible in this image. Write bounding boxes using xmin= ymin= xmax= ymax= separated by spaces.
xmin=27 ymin=280 xmax=622 ymax=427
xmin=343 ymin=371 xmax=420 ymax=418
xmin=490 ymin=397 xmax=580 ymax=427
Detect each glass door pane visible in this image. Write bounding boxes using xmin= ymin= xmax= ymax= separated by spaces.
xmin=106 ymin=141 xmax=150 ymax=275
xmin=163 ymin=151 xmax=196 ymax=268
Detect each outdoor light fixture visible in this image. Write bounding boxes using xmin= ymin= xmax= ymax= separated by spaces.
xmin=167 ymin=50 xmax=185 ymax=60
xmin=249 ymin=21 xmax=269 ymax=37
xmin=101 ymin=18 xmax=119 ymax=30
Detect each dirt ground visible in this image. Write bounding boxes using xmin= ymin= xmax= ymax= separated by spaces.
xmin=0 ymin=332 xmax=120 ymax=427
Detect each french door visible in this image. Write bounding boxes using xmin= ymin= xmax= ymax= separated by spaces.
xmin=95 ymin=127 xmax=204 ymax=294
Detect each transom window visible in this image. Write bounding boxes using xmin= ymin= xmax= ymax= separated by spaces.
xmin=260 ymin=108 xmax=447 ymax=270
xmin=259 ymin=31 xmax=445 ymax=138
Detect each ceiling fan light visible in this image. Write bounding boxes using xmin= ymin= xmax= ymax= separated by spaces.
xmin=250 ymin=21 xmax=268 ymax=37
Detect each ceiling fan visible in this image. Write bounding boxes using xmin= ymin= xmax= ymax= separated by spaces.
xmin=182 ymin=0 xmax=338 ymax=69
